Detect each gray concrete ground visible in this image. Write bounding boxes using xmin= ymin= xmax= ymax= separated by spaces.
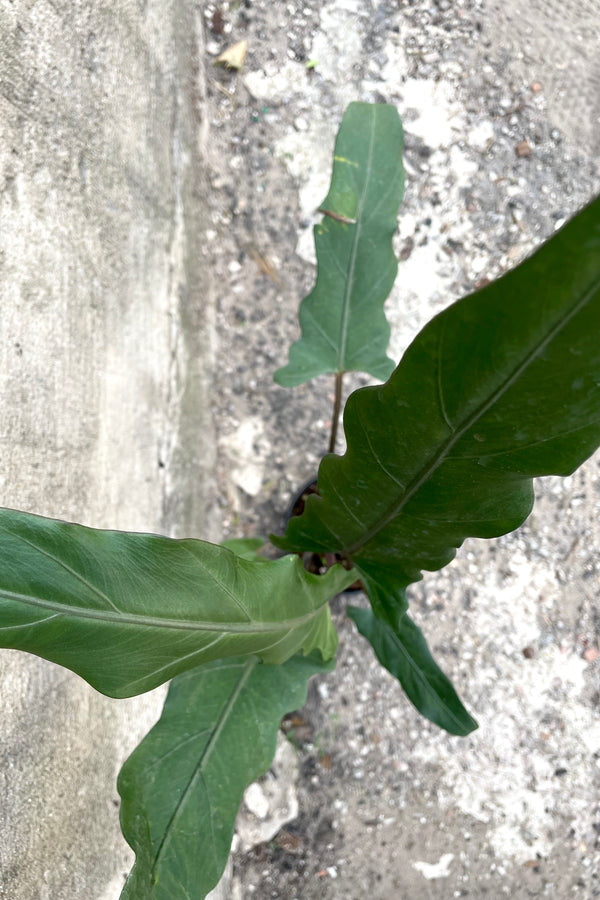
xmin=200 ymin=1 xmax=600 ymax=898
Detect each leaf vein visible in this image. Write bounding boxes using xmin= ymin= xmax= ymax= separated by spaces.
xmin=118 ymin=634 xmax=228 ymax=694
xmin=448 ymin=417 xmax=600 ymax=460
xmin=12 ymin=533 xmax=122 ymax=613
xmin=436 ymin=319 xmax=455 ymax=433
xmin=0 ymin=613 xmax=60 ymax=631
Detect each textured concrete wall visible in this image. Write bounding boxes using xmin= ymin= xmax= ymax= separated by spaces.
xmin=0 ymin=3 xmax=219 ymax=898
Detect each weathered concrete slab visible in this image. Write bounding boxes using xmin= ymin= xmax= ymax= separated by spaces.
xmin=0 ymin=3 xmax=219 ymax=898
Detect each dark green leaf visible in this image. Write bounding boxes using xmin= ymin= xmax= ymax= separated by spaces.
xmin=348 ymin=606 xmax=477 ymax=736
xmin=0 ymin=508 xmax=356 ymax=697
xmin=274 ymin=102 xmax=404 ymax=387
xmin=274 ymin=197 xmax=600 ymax=609
xmin=119 ymin=652 xmax=332 ymax=900
xmin=359 ymin=569 xmax=409 ymax=631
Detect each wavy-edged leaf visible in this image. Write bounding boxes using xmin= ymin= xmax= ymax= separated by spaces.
xmin=273 ymin=197 xmax=600 ymax=610
xmin=220 ymin=537 xmax=267 ymax=561
xmin=119 ymin=652 xmax=331 ymax=900
xmin=348 ymin=606 xmax=477 ymax=736
xmin=0 ymin=508 xmax=355 ymax=698
xmin=274 ymin=102 xmax=404 ymax=387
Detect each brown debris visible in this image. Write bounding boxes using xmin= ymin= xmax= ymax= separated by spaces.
xmin=244 ymin=243 xmax=284 ymax=286
xmin=211 ymin=9 xmax=225 ymax=35
xmin=274 ymin=829 xmax=302 ymax=854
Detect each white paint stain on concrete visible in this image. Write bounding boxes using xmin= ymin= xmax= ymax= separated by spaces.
xmin=229 ymin=417 xmax=270 ymax=498
xmin=400 ymin=79 xmax=462 ymax=148
xmin=413 ymin=852 xmax=455 ymax=880
xmin=236 ymin=735 xmax=299 ymax=852
xmin=414 ymin=551 xmax=600 ymax=862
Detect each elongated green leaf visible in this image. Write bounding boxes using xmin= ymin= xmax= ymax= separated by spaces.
xmin=274 ymin=102 xmax=404 ymax=387
xmin=274 ymin=197 xmax=600 ymax=609
xmin=348 ymin=606 xmax=477 ymax=735
xmin=0 ymin=508 xmax=356 ymax=698
xmin=220 ymin=537 xmax=267 ymax=561
xmin=119 ymin=652 xmax=332 ymax=900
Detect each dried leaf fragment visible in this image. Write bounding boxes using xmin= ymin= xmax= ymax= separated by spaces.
xmin=215 ymin=40 xmax=248 ymax=71
xmin=318 ymin=207 xmax=357 ymax=225
xmin=245 ymin=243 xmax=284 ymax=286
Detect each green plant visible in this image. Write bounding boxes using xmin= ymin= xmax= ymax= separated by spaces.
xmin=1 ymin=101 xmax=599 ymax=899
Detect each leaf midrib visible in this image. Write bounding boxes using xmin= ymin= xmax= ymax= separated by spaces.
xmin=391 ymin=620 xmax=470 ymax=733
xmin=150 ymin=657 xmax=258 ymax=880
xmin=346 ymin=274 xmax=600 ymax=556
xmin=0 ymin=587 xmax=324 ymax=634
xmin=336 ymin=108 xmax=376 ymax=370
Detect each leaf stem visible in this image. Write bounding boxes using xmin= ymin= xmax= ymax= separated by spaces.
xmin=328 ymin=372 xmax=344 ymax=454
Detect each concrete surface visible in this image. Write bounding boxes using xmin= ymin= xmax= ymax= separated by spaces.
xmin=2 ymin=1 xmax=600 ymax=899
xmin=485 ymin=0 xmax=600 ymax=157
xmin=0 ymin=2 xmax=220 ymax=898
xmin=198 ymin=0 xmax=600 ymax=897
